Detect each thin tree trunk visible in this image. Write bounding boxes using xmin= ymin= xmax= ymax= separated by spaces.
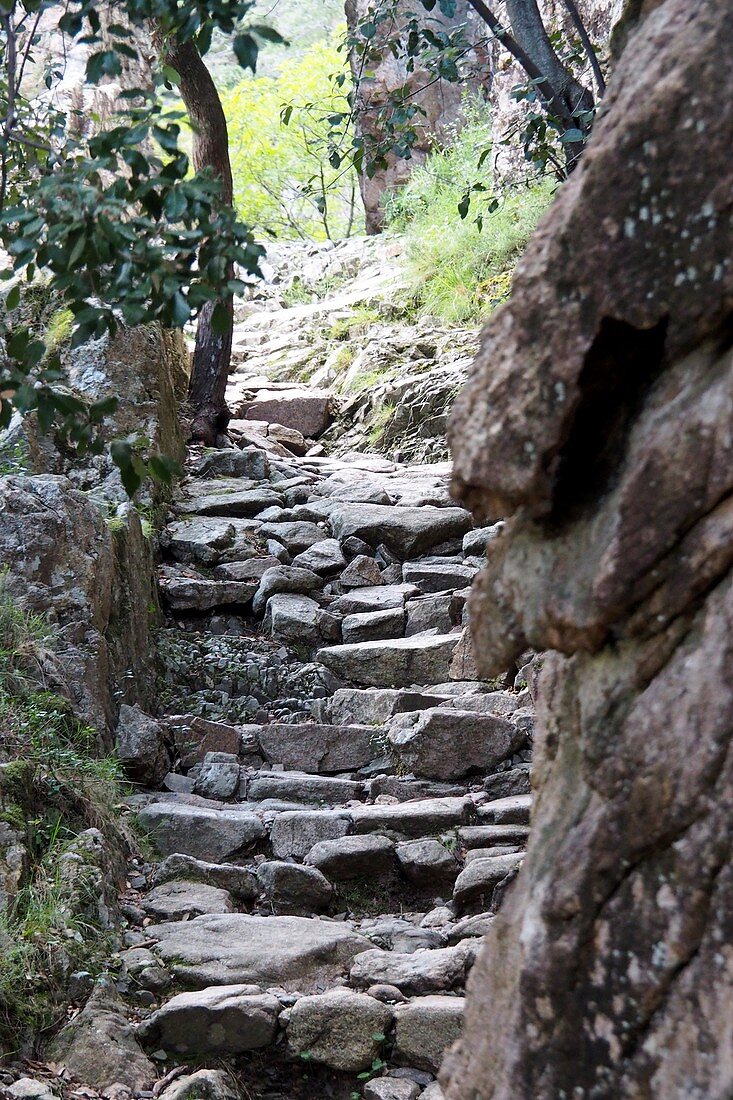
xmin=162 ymin=39 xmax=234 ymax=445
xmin=466 ymin=0 xmax=595 ymax=171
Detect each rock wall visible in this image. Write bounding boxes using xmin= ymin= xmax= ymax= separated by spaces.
xmin=0 ymin=324 xmax=188 ymax=741
xmin=443 ymin=0 xmax=733 ymax=1096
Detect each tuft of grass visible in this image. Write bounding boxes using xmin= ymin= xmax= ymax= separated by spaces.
xmin=385 ymin=107 xmax=553 ymax=323
xmin=327 ymin=306 xmax=381 ymax=342
xmin=367 ymin=401 xmax=396 ymax=447
xmin=43 ymin=308 xmax=73 ymax=357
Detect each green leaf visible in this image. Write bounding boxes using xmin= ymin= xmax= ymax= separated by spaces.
xmin=233 ymin=34 xmax=259 ymax=72
xmin=560 ymin=127 xmax=585 ymax=143
xmin=5 ymin=284 xmax=20 ymax=311
xmin=171 ymin=291 xmax=190 ymax=329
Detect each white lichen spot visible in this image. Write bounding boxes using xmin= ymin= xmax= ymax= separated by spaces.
xmin=651 ymin=941 xmax=669 ymax=969
xmin=624 ymin=218 xmax=636 ymax=239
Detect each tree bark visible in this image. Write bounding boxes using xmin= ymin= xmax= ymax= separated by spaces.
xmin=162 ymin=39 xmax=234 ymax=444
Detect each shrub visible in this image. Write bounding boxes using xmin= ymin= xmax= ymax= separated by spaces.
xmin=223 ymin=33 xmax=363 ymax=241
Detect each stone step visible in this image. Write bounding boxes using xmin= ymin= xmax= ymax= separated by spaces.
xmin=387 ymin=707 xmax=528 ymax=781
xmin=138 ymin=802 xmax=266 ymax=863
xmin=149 ymin=913 xmax=371 ymax=990
xmin=317 ymin=634 xmax=460 ymax=688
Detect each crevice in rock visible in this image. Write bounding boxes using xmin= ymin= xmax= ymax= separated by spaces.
xmin=547 ymin=316 xmax=668 ymax=528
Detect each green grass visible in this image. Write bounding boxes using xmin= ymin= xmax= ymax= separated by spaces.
xmin=385 ymin=108 xmax=554 ymax=323
xmin=0 ymin=574 xmax=128 ymax=1055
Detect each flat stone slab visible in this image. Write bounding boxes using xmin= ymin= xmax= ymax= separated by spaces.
xmin=326 ymin=503 xmax=471 ymax=558
xmin=305 ymin=834 xmax=395 ymax=880
xmin=255 ymin=723 xmax=379 ymax=773
xmin=329 ymin=687 xmax=452 ymax=726
xmin=248 ymin=771 xmax=363 ymax=805
xmin=453 ymin=853 xmax=524 ymax=911
xmin=138 ymin=803 xmax=265 ymax=862
xmin=317 ymin=635 xmax=460 ymax=688
xmin=393 ymin=995 xmax=465 ymax=1072
xmin=402 ymin=561 xmax=477 ymax=594
xmin=158 ymin=569 xmax=256 ymax=612
xmin=153 ymin=854 xmax=259 ymax=901
xmin=457 ymin=824 xmax=530 ymax=848
xmin=350 ymin=943 xmax=475 ymax=996
xmin=162 ymin=517 xmax=259 ymax=565
xmin=141 ymin=879 xmax=234 ymax=921
xmin=139 ymin=985 xmax=279 ymax=1055
xmin=476 ymin=794 xmax=532 ymax=825
xmin=270 ymin=809 xmax=352 ymax=860
xmin=285 ymin=988 xmax=393 ymax=1072
xmin=388 ymin=708 xmax=526 ymax=781
xmin=240 ymin=389 xmax=333 ymax=438
xmin=176 ymin=480 xmax=283 ymax=518
xmin=331 ymin=584 xmax=419 ymax=616
xmin=150 ymin=914 xmax=371 ymax=990
xmin=350 ymin=797 xmax=474 ymax=838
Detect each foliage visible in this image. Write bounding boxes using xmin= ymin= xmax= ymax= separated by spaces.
xmin=224 ymin=34 xmax=362 ymax=240
xmin=283 ymin=0 xmax=603 ymax=221
xmin=386 ymin=114 xmax=553 ymax=322
xmin=0 ymin=0 xmax=284 ymax=493
xmin=0 ymin=575 xmax=127 ymax=1054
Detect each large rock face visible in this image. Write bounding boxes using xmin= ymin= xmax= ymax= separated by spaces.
xmin=0 ymin=323 xmax=188 ymax=738
xmin=0 ymin=476 xmax=156 ymax=737
xmin=443 ymin=2 xmax=733 ymax=1097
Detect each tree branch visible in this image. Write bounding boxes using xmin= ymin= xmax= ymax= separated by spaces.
xmin=558 ymin=0 xmax=606 ymax=95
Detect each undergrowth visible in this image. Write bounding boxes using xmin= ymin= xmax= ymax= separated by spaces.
xmin=0 ymin=572 xmax=128 ymax=1057
xmin=385 ymin=108 xmax=554 ymax=323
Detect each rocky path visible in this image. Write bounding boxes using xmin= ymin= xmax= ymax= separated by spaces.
xmin=91 ymin=427 xmax=535 ymax=1100
xmin=10 ymin=244 xmax=531 ymax=1100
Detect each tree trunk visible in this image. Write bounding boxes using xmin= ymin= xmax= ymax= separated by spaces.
xmin=162 ymin=39 xmax=234 ymax=444
xmin=505 ymin=0 xmax=594 ymax=169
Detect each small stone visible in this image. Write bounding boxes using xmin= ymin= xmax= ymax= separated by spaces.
xmin=256 ymin=861 xmax=332 ymax=914
xmin=7 ymin=1079 xmax=56 ymax=1100
xmin=363 ymin=1079 xmax=420 ymax=1100
xmin=340 ymin=555 xmax=384 ymax=589
xmin=367 ymin=983 xmax=408 ymax=1004
xmin=286 ymin=988 xmax=392 ymax=1072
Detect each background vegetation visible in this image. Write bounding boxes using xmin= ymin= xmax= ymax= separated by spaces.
xmin=223 ymin=33 xmax=363 ymax=241
xmin=385 ymin=111 xmax=553 ymax=322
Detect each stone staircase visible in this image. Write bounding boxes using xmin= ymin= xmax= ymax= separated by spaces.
xmin=115 ymin=429 xmax=533 ymax=1099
